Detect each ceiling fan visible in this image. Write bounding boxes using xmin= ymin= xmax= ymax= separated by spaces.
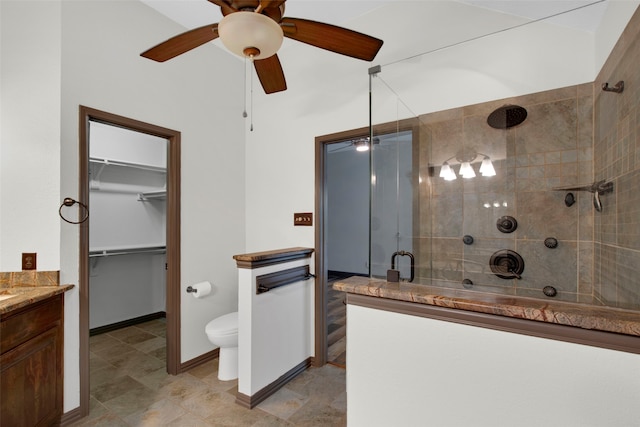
xmin=141 ymin=0 xmax=384 ymax=94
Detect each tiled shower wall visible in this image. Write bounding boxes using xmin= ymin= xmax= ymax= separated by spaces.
xmin=414 ymin=7 xmax=640 ymax=310
xmin=417 ymin=85 xmax=596 ymax=302
xmin=594 ymin=7 xmax=640 ymax=309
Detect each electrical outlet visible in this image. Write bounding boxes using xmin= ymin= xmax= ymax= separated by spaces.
xmin=22 ymin=253 xmax=37 ymax=270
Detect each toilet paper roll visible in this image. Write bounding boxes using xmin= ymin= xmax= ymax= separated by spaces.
xmin=190 ymin=281 xmax=212 ymax=298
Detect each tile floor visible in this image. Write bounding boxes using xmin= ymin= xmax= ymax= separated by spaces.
xmin=72 ymin=319 xmax=346 ymax=426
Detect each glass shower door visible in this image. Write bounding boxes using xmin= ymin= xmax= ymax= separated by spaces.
xmin=369 ymin=71 xmax=422 ymax=283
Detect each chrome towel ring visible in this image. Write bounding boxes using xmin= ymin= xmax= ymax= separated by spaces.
xmin=59 ymin=197 xmax=89 ymax=224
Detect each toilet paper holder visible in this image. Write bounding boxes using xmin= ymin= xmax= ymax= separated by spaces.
xmin=186 ymin=286 xmax=197 ymax=293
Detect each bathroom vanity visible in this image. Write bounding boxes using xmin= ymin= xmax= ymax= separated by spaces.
xmin=335 ymin=276 xmax=640 ymax=426
xmin=0 ymin=281 xmax=73 ymax=427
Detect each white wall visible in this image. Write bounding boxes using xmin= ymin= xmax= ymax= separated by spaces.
xmin=0 ymin=0 xmax=61 ymax=271
xmin=347 ymin=304 xmax=640 ymax=427
xmin=244 ymin=1 xmax=630 ymax=253
xmin=1 ymin=0 xmax=637 ymax=416
xmin=88 ymin=122 xmax=167 ymax=329
xmin=2 ymin=0 xmax=246 ymax=412
xmin=595 ymin=1 xmax=640 ymax=71
xmin=327 ymin=148 xmax=369 ymax=275
xmin=59 ymin=1 xmax=247 ymax=404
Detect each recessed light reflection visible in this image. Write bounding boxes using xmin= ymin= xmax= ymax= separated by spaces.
xmin=483 ymin=201 xmax=509 ymax=209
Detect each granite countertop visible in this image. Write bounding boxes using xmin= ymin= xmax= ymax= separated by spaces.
xmin=0 ymin=285 xmax=74 ymax=315
xmin=334 ymin=276 xmax=640 ymax=337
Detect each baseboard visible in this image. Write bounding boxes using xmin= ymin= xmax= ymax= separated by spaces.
xmin=89 ymin=311 xmax=166 ymax=336
xmin=235 ymin=357 xmax=312 ymax=409
xmin=60 ymin=406 xmax=83 ymax=426
xmin=180 ymin=348 xmax=219 ymax=372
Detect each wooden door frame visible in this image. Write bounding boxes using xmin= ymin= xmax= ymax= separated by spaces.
xmin=78 ymin=106 xmax=181 ymax=416
xmin=314 ymin=119 xmax=420 ymax=365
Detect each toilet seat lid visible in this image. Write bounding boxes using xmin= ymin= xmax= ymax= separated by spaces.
xmin=206 ymin=311 xmax=238 ymax=336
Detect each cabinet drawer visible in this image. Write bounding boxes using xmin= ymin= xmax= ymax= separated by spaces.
xmin=0 ymin=295 xmax=62 ymax=354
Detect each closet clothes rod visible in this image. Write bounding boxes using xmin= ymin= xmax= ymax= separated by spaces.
xmin=89 ymin=246 xmax=166 ymax=258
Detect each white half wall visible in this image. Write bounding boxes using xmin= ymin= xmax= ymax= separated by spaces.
xmin=237 ymin=257 xmax=314 ymax=396
xmin=346 ymin=303 xmax=640 ymax=427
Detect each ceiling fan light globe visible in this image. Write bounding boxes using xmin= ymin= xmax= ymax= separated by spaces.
xmin=218 ymin=11 xmax=284 ymax=59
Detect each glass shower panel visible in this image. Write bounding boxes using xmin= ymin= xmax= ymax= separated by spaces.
xmin=369 ymin=73 xmax=420 ymax=282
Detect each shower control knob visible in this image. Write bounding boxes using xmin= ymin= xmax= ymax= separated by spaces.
xmin=462 ymin=235 xmax=474 ymax=245
xmin=544 ymin=237 xmax=558 ymax=249
xmin=543 ymin=286 xmax=558 ymax=297
xmin=496 ymin=216 xmax=518 ymax=233
xmin=462 ymin=279 xmax=473 ymax=289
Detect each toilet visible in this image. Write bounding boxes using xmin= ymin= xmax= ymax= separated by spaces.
xmin=205 ymin=311 xmax=239 ymax=381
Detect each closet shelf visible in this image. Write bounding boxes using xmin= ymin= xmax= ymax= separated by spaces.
xmin=138 ymin=190 xmax=166 ymax=201
xmin=89 ymin=157 xmax=166 ymax=174
xmin=89 ymin=245 xmax=166 ymax=258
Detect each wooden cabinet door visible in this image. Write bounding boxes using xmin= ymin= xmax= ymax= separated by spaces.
xmin=1 ymin=326 xmax=62 ymax=427
xmin=1 ymin=296 xmax=63 ymax=427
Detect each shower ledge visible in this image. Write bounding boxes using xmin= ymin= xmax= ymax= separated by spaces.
xmin=333 ymin=276 xmax=640 ymax=353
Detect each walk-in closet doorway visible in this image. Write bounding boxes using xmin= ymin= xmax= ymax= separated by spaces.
xmin=78 ymin=106 xmax=181 ymax=418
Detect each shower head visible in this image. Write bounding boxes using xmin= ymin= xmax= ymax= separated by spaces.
xmin=487 ymin=105 xmax=528 ymax=129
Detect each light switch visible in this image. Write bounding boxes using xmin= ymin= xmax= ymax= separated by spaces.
xmin=294 ymin=212 xmax=313 ymax=226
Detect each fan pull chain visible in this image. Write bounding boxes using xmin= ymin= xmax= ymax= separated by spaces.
xmin=250 ymin=60 xmax=254 ymax=132
xmin=242 ymin=55 xmax=254 ymax=132
xmin=242 ymin=57 xmax=248 ymax=119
